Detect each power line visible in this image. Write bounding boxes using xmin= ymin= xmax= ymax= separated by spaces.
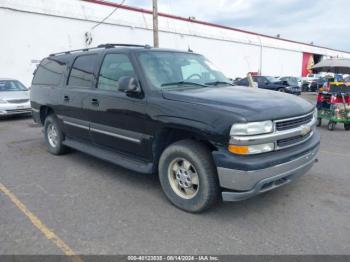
xmin=90 ymin=0 xmax=126 ymax=31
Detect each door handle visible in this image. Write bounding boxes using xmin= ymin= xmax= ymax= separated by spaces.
xmin=91 ymin=98 xmax=99 ymax=106
xmin=63 ymin=95 xmax=70 ymax=102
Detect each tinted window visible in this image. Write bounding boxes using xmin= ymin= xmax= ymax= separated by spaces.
xmin=265 ymin=76 xmax=278 ymax=83
xmin=98 ymin=54 xmax=136 ymax=91
xmin=68 ymin=55 xmax=97 ymax=88
xmin=32 ymin=58 xmax=66 ymax=86
xmin=237 ymin=78 xmax=248 ymax=86
xmin=253 ymin=76 xmax=266 ymax=84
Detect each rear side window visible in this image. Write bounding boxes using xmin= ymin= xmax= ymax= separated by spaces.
xmin=98 ymin=54 xmax=136 ymax=91
xmin=32 ymin=58 xmax=66 ymax=86
xmin=238 ymin=78 xmax=248 ymax=85
xmin=68 ymin=55 xmax=97 ymax=88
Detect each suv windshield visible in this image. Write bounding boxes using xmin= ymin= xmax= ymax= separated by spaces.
xmin=137 ymin=51 xmax=229 ymax=89
xmin=0 ymin=80 xmax=28 ymax=92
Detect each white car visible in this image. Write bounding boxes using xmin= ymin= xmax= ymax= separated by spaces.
xmin=0 ymin=78 xmax=31 ymax=117
xmin=302 ymin=73 xmax=322 ymax=83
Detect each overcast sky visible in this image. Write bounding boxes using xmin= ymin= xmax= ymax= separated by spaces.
xmin=109 ymin=0 xmax=349 ymax=51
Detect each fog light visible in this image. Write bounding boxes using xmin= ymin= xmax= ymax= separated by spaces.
xmin=228 ymin=143 xmax=274 ymax=155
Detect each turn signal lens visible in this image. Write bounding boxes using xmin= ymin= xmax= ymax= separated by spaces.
xmin=228 ymin=145 xmax=249 ymax=155
xmin=228 ymin=143 xmax=274 ymax=155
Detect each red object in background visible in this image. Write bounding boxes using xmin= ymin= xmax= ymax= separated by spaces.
xmin=317 ymin=93 xmax=350 ymax=104
xmin=302 ymin=53 xmax=314 ymax=77
xmin=248 ymin=72 xmax=259 ymax=76
xmin=330 ymin=95 xmax=350 ymax=104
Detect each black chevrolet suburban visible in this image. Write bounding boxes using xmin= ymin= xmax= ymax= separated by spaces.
xmin=31 ymin=44 xmax=320 ymax=212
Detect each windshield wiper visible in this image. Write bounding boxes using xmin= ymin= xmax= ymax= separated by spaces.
xmin=205 ymin=81 xmax=233 ymax=86
xmin=161 ymin=81 xmax=208 ymax=87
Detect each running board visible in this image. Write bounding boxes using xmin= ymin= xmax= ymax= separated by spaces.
xmin=63 ymin=138 xmax=153 ymax=174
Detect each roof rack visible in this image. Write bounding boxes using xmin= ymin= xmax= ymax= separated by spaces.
xmin=49 ymin=43 xmax=152 ymax=57
xmin=97 ymin=43 xmax=152 ymax=49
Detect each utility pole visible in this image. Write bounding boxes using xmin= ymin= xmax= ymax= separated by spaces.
xmin=152 ymin=0 xmax=159 ymax=48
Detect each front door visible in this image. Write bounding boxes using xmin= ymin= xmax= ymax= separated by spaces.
xmin=85 ymin=53 xmax=153 ymax=161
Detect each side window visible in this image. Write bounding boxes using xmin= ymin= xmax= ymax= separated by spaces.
xmin=97 ymin=54 xmax=136 ymax=91
xmin=68 ymin=55 xmax=97 ymax=88
xmin=32 ymin=58 xmax=66 ymax=86
xmin=255 ymin=77 xmax=266 ymax=85
xmin=239 ymin=78 xmax=248 ymax=86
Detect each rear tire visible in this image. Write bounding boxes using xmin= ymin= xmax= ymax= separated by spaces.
xmin=344 ymin=123 xmax=350 ymax=131
xmin=44 ymin=114 xmax=67 ymax=155
xmin=327 ymin=121 xmax=336 ymax=131
xmin=158 ymin=140 xmax=219 ymax=213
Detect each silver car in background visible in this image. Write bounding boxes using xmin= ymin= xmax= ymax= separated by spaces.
xmin=0 ymin=79 xmax=31 ymax=117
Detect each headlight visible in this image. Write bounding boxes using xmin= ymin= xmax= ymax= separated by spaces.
xmin=0 ymin=99 xmax=8 ymax=104
xmin=230 ymin=120 xmax=273 ymax=136
xmin=228 ymin=143 xmax=275 ymax=155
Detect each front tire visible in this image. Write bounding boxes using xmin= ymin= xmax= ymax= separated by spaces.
xmin=158 ymin=140 xmax=219 ymax=213
xmin=44 ymin=114 xmax=67 ymax=155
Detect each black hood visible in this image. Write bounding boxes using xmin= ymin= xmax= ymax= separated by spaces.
xmin=162 ymin=86 xmax=314 ymax=122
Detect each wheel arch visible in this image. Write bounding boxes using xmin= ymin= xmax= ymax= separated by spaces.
xmin=39 ymin=106 xmax=55 ymax=125
xmin=152 ymin=125 xmax=218 ymax=172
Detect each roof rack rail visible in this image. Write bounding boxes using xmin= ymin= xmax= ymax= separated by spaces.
xmin=97 ymin=43 xmax=152 ymax=49
xmin=49 ymin=43 xmax=152 ymax=57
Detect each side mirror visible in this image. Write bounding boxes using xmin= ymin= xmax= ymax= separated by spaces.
xmin=118 ymin=76 xmax=142 ymax=96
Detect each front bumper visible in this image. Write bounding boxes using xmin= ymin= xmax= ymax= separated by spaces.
xmin=0 ymin=102 xmax=32 ymax=116
xmin=213 ymin=131 xmax=320 ymax=201
xmin=0 ymin=108 xmax=32 ymax=116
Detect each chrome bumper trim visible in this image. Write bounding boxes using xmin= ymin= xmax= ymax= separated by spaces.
xmin=218 ymin=144 xmax=319 ymax=193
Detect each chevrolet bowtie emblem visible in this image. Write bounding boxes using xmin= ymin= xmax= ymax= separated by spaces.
xmin=300 ymin=125 xmax=311 ymax=136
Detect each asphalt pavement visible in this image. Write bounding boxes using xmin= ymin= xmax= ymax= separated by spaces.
xmin=0 ymin=93 xmax=350 ymax=255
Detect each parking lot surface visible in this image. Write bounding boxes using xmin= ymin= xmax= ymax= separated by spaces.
xmin=1 ymin=93 xmax=350 ymax=255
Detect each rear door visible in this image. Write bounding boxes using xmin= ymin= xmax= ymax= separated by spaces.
xmin=85 ymin=52 xmax=153 ymax=161
xmin=59 ymin=54 xmax=98 ymax=142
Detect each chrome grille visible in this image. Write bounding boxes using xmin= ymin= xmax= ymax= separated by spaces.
xmin=277 ymin=132 xmax=312 ymax=148
xmin=275 ymin=113 xmax=313 ymax=131
xmin=7 ymin=99 xmax=29 ymax=104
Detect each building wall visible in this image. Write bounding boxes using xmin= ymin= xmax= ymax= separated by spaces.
xmin=261 ymin=48 xmax=303 ymax=77
xmin=1 ymin=0 xmax=350 ymax=86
